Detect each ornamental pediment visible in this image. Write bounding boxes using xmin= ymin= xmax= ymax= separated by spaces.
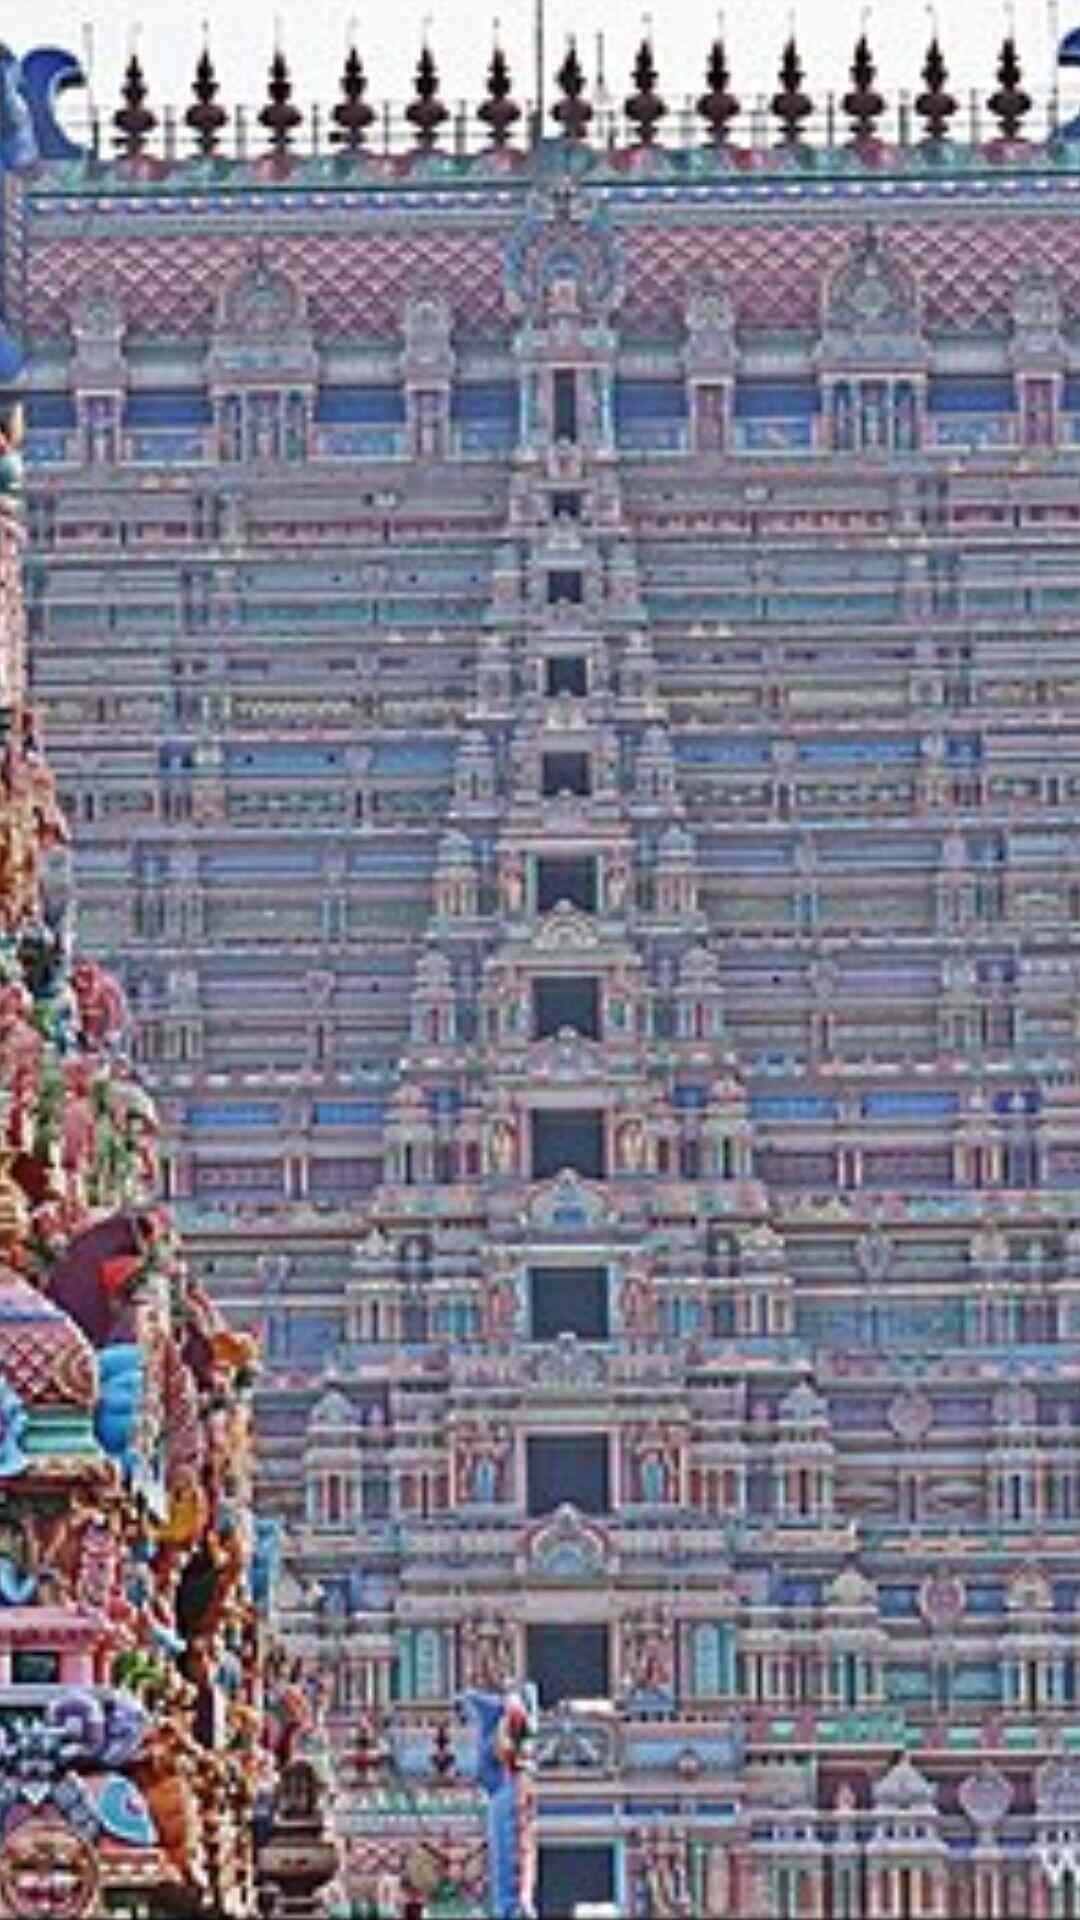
xmin=1037 ymin=1760 xmax=1080 ymax=1816
xmin=400 ymin=294 xmax=455 ymax=382
xmin=683 ymin=275 xmax=737 ymax=376
xmin=535 ymin=1705 xmax=620 ymax=1774
xmin=69 ymin=280 xmax=127 ymax=386
xmin=528 ymin=1169 xmax=614 ymax=1230
xmin=817 ymin=225 xmax=926 ymax=370
xmin=208 ymin=257 xmax=317 ymax=385
xmin=533 ymin=902 xmax=601 ymax=950
xmin=1010 ymin=264 xmax=1064 ymax=364
xmin=505 ymin=185 xmax=624 ymax=321
xmin=527 ymin=1331 xmax=608 ymax=1391
xmin=528 ymin=1029 xmax=606 ymax=1082
xmin=737 ymin=1222 xmax=787 ymax=1270
xmin=525 ymin=1502 xmax=612 ymax=1579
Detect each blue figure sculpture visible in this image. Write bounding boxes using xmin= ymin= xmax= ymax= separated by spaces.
xmin=94 ymin=1344 xmax=145 ymax=1477
xmin=0 ymin=1376 xmax=28 ymax=1478
xmin=1058 ymin=27 xmax=1080 ymax=140
xmin=0 ymin=45 xmax=86 ymax=170
xmin=472 ymin=1453 xmax=497 ymax=1503
xmin=460 ymin=1685 xmax=538 ymax=1919
xmin=251 ymin=1515 xmax=283 ymax=1611
xmin=0 ymin=43 xmax=87 ymax=384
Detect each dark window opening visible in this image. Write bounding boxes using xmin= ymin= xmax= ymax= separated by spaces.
xmin=527 ymin=1434 xmax=609 ymax=1516
xmin=542 ymin=751 xmax=590 ymax=797
xmin=546 ymin=654 xmax=588 ymax=697
xmin=363 ymin=1474 xmax=390 ymax=1518
xmin=527 ymin=1625 xmax=609 ymax=1709
xmin=537 ymin=1846 xmax=615 ymax=1920
xmin=553 ymin=369 xmax=578 ymax=442
xmin=12 ymin=1649 xmax=60 ymax=1683
xmin=533 ymin=976 xmax=600 ymax=1039
xmin=536 ymin=856 xmax=596 ymax=913
xmin=548 ymin=569 xmax=583 ymax=605
xmin=402 ymin=1301 xmax=427 ymax=1343
xmin=531 ymin=1109 xmax=605 ymax=1180
xmin=709 ymin=1295 xmax=737 ymax=1337
xmin=680 ymin=1139 xmax=702 ymax=1180
xmin=529 ymin=1266 xmax=609 ymax=1340
xmin=551 ymin=490 xmax=582 ymax=520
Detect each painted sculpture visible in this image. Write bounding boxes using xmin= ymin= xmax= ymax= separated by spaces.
xmin=0 ymin=390 xmax=334 ymax=1915
xmin=461 ymin=1685 xmax=539 ymax=1919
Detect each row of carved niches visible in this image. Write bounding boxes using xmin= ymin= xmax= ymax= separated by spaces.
xmin=54 ymin=252 xmax=1075 ymax=470
xmin=63 ymin=240 xmax=1068 ymax=373
xmin=105 ymin=32 xmax=1037 ymax=158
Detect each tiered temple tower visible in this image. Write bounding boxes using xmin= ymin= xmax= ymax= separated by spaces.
xmin=339 ymin=233 xmax=775 ymax=1904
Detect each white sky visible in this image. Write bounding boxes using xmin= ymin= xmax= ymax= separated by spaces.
xmin=2 ymin=0 xmax=1078 ymax=128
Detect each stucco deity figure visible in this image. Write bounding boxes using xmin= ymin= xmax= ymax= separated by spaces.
xmin=502 ymin=854 xmax=525 ymax=913
xmin=618 ymin=1118 xmax=646 ymax=1171
xmin=607 ymin=853 xmax=630 ymax=908
xmin=490 ymin=1117 xmax=517 ymax=1176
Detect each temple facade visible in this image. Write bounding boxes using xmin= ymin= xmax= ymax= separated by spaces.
xmin=14 ymin=27 xmax=1080 ymax=1915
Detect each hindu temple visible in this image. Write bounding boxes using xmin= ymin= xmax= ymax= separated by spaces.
xmin=8 ymin=19 xmax=1080 ymax=1916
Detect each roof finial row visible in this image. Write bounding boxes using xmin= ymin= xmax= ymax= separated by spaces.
xmin=111 ymin=32 xmax=1034 ymax=161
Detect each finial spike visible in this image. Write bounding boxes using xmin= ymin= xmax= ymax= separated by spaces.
xmin=331 ymin=36 xmax=374 ymax=152
xmin=772 ymin=32 xmax=812 ymax=146
xmin=406 ymin=39 xmax=448 ymax=150
xmin=553 ymin=39 xmax=592 ymax=140
xmin=479 ymin=38 xmax=520 ymax=145
xmin=626 ymin=33 xmax=665 ymax=145
xmin=259 ymin=40 xmax=302 ymax=155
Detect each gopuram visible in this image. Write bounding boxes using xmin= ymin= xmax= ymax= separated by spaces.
xmin=11 ymin=20 xmax=1080 ymax=1917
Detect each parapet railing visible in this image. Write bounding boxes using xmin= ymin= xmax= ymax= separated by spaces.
xmin=52 ymin=88 xmax=1080 ymax=169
